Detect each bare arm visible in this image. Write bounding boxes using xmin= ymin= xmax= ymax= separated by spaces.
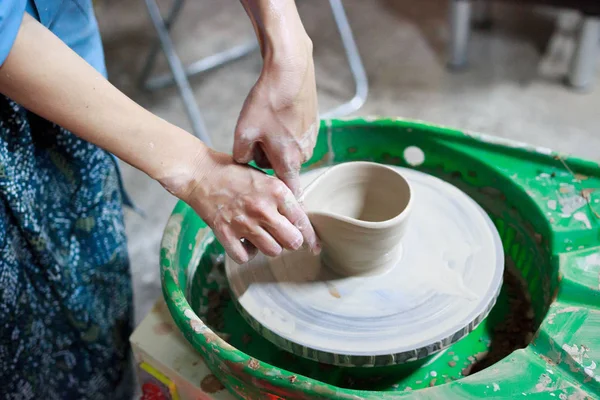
xmin=0 ymin=13 xmax=205 ymax=189
xmin=235 ymin=0 xmax=318 ymax=197
xmin=239 ymin=0 xmax=311 ymax=62
xmin=0 ymin=13 xmax=318 ymax=263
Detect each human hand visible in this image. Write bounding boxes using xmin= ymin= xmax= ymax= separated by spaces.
xmin=176 ymin=149 xmax=320 ymax=264
xmin=233 ymin=36 xmax=318 ymax=197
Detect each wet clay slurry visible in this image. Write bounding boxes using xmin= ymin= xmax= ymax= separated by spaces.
xmin=225 ymin=165 xmax=504 ymax=366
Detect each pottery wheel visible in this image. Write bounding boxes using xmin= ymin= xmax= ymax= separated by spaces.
xmin=225 ymin=166 xmax=504 ymax=367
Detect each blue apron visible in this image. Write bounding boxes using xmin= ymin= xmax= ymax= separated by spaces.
xmin=0 ymin=1 xmax=136 ymax=398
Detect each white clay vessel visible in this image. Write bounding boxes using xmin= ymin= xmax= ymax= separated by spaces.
xmin=301 ymin=161 xmax=412 ymax=276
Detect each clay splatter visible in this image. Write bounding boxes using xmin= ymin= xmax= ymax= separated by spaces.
xmin=200 ymin=374 xmax=225 ymax=393
xmin=573 ymin=212 xmax=592 ymax=229
xmin=547 ymin=307 xmax=582 ymax=325
xmin=152 ymin=322 xmax=173 ymax=336
xmin=248 ymin=359 xmax=260 ymax=370
xmin=326 ymin=282 xmax=341 ymax=298
xmin=535 ymin=373 xmax=554 ymax=392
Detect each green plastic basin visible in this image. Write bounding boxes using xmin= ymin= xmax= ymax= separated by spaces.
xmin=160 ymin=118 xmax=599 ymax=399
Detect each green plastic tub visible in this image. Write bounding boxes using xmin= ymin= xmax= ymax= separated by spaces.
xmin=160 ymin=118 xmax=599 ymax=399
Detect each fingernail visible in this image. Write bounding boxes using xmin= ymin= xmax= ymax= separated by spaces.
xmin=312 ymin=242 xmax=322 ymax=255
xmin=268 ymin=244 xmax=283 ymax=258
xmin=290 ymin=237 xmax=303 ymax=250
xmin=294 ymin=218 xmax=309 ymax=231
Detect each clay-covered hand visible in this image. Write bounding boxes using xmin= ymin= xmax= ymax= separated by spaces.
xmin=233 ymin=14 xmax=318 ymax=197
xmin=177 ymin=149 xmax=320 ymax=264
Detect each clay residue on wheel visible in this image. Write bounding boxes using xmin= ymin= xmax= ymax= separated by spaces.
xmin=248 ymin=358 xmax=260 ymax=370
xmin=326 ymin=282 xmax=341 ymax=298
xmin=204 ymin=288 xmax=226 ymax=332
xmin=200 ymin=374 xmax=225 ymax=393
xmin=464 ymin=267 xmax=535 ymax=376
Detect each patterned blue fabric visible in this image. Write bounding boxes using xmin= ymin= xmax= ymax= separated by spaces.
xmin=0 ymin=95 xmax=134 ymax=398
xmin=0 ymin=3 xmax=137 ymax=396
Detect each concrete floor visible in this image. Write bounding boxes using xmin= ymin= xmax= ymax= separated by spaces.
xmin=95 ymin=0 xmax=600 ymax=326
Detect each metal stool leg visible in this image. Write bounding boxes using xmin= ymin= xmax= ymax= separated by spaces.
xmin=567 ymin=15 xmax=600 ymax=91
xmin=143 ymin=0 xmax=212 ymax=144
xmin=138 ymin=0 xmax=186 ymax=90
xmin=448 ymin=0 xmax=472 ymax=70
xmin=139 ymin=0 xmax=258 ymax=94
xmin=141 ymin=0 xmax=366 ymax=141
xmin=321 ymin=0 xmax=368 ymax=119
xmin=140 ymin=0 xmax=258 ymax=144
xmin=143 ymin=42 xmax=259 ymax=91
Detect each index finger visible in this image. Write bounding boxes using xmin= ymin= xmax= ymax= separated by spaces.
xmin=278 ymin=192 xmax=320 ymax=255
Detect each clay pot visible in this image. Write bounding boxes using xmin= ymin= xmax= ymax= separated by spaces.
xmin=302 ymin=161 xmax=412 ymax=276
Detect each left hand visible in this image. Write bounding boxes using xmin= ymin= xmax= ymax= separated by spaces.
xmin=233 ymin=37 xmax=318 ymax=198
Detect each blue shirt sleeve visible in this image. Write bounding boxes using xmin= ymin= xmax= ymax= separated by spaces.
xmin=0 ymin=0 xmax=27 ymax=67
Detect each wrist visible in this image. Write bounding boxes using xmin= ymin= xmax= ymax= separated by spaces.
xmin=153 ymin=131 xmax=214 ymax=201
xmin=257 ymin=32 xmax=314 ymax=107
xmin=262 ymin=17 xmax=312 ymax=67
xmin=249 ymin=1 xmax=312 ymax=71
xmin=264 ymin=32 xmax=313 ymax=72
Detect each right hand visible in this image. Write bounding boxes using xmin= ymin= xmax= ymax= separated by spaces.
xmin=177 ymin=149 xmax=320 ymax=264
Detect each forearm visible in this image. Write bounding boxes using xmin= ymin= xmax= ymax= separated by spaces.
xmin=239 ymin=0 xmax=312 ymax=67
xmin=0 ymin=13 xmax=207 ymax=188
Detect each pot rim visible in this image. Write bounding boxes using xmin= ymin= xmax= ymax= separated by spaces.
xmin=304 ymin=161 xmax=413 ymax=229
